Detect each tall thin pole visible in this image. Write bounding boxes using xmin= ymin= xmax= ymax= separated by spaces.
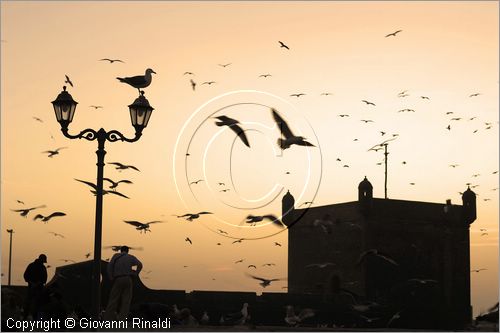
xmin=384 ymin=144 xmax=388 ymax=199
xmin=92 ymin=129 xmax=106 ymax=318
xmin=7 ymin=229 xmax=13 ymax=286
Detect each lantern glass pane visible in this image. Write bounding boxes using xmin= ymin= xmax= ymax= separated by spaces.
xmin=54 ymin=105 xmax=62 ymax=121
xmin=143 ymin=110 xmax=152 ymax=127
xmin=129 ymin=108 xmax=138 ymax=126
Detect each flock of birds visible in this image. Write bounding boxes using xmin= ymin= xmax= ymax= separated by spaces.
xmin=6 ymin=27 xmax=497 ymax=306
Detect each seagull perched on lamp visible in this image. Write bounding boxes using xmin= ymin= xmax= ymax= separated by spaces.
xmin=117 ymin=68 xmax=156 ymax=94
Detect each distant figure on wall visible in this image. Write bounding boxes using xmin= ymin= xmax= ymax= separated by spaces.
xmin=104 ymin=246 xmax=143 ymax=320
xmin=23 ymin=254 xmax=48 ymax=319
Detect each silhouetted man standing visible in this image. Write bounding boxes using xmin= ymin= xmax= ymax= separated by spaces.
xmin=104 ymin=246 xmax=142 ymax=320
xmin=23 ymin=254 xmax=48 ymax=319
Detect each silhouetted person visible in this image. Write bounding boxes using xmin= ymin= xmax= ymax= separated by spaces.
xmin=23 ymin=254 xmax=48 ymax=319
xmin=104 ymin=246 xmax=142 ymax=320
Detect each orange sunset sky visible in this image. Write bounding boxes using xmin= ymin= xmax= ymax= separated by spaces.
xmin=1 ymin=1 xmax=498 ymax=316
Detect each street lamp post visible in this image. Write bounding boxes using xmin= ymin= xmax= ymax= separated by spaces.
xmin=6 ymin=229 xmax=14 ymax=286
xmin=51 ymin=86 xmax=154 ymax=318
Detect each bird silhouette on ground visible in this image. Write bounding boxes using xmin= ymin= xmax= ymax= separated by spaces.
xmin=117 ymin=68 xmax=156 ymax=93
xmin=108 ymin=162 xmax=140 ymax=172
xmin=175 ymin=212 xmax=213 ymax=221
xmin=74 ymin=179 xmax=130 ymax=198
xmin=42 ymin=147 xmax=68 ymax=158
xmin=278 ymin=41 xmax=290 ymax=49
xmin=11 ymin=205 xmax=46 ymax=217
xmin=214 ymin=115 xmax=251 ymax=147
xmin=272 ymin=108 xmax=315 ymax=150
xmin=222 ymin=303 xmax=249 ymax=325
xmin=385 ymin=30 xmax=402 ymax=37
xmin=34 ymin=212 xmax=66 ymax=223
xmin=123 ymin=220 xmax=164 ymax=233
xmin=284 ymin=305 xmax=315 ymax=326
xmin=245 ymin=273 xmax=286 ymax=287
xmin=65 ymin=75 xmax=74 ymax=87
xmin=100 ymin=58 xmax=124 ymax=63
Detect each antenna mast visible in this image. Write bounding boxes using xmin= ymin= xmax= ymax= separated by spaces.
xmin=384 ymin=144 xmax=389 ymax=199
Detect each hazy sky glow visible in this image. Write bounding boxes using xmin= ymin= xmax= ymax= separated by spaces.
xmin=1 ymin=1 xmax=498 ymax=316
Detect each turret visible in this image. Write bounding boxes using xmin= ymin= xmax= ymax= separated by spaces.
xmin=282 ymin=190 xmax=295 ymax=226
xmin=461 ymin=187 xmax=477 ymax=224
xmin=358 ymin=176 xmax=373 ymax=215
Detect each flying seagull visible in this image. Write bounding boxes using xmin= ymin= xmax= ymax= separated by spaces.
xmin=183 ymin=71 xmax=194 ymax=75
xmin=117 ymin=68 xmax=156 ymax=93
xmin=108 ymin=162 xmax=140 ymax=172
xmin=104 ymin=245 xmax=143 ymax=252
xmin=185 ymin=237 xmax=192 ymax=244
xmin=245 ymin=214 xmax=285 ymax=228
xmin=357 ymin=249 xmax=398 ymax=266
xmin=469 ymin=93 xmax=481 ymax=97
xmin=214 ymin=115 xmax=250 ymax=148
xmin=11 ymin=205 xmax=46 ymax=217
xmin=274 ymin=242 xmax=282 ymax=247
xmin=218 ymin=63 xmax=231 ymax=68
xmin=89 ymin=105 xmax=103 ymax=110
xmin=305 ymin=262 xmax=336 ymax=269
xmin=42 ymin=147 xmax=68 ymax=158
xmin=74 ymin=179 xmax=130 ymax=199
xmin=278 ymin=41 xmax=290 ymax=50
xmin=33 ymin=116 xmax=43 ymax=123
xmin=272 ymin=108 xmax=315 ymax=150
xmin=34 ymin=212 xmax=66 ymax=223
xmin=361 ymin=100 xmax=376 ymax=106
xmin=123 ymin=220 xmax=164 ymax=233
xmin=103 ymin=178 xmax=133 ymax=191
xmin=65 ymin=75 xmax=74 ymax=87
xmin=175 ymin=212 xmax=213 ymax=221
xmin=259 ymin=74 xmax=272 ymax=78
xmin=100 ymin=58 xmax=124 ymax=63
xmin=48 ymin=231 xmax=65 ymax=238
xmin=471 ymin=268 xmax=487 ymax=273
xmin=245 ymin=273 xmax=286 ymax=288
xmin=385 ymin=30 xmax=402 ymax=37
xmin=290 ymin=93 xmax=306 ymax=98
xmin=189 ymin=179 xmax=204 ymax=185
xmin=202 ymin=81 xmax=216 ymax=85
xmin=190 ymin=79 xmax=196 ymax=91
xmin=16 ymin=200 xmax=25 ymax=205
